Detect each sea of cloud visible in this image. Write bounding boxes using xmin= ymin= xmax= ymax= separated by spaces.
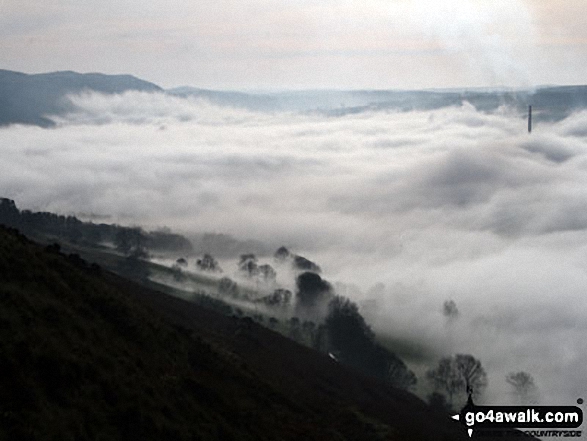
xmin=2 ymin=91 xmax=587 ymax=405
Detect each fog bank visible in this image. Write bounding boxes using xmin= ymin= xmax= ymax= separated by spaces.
xmin=2 ymin=92 xmax=587 ymax=405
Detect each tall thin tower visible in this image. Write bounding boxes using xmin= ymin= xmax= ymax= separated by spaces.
xmin=528 ymin=105 xmax=532 ymax=133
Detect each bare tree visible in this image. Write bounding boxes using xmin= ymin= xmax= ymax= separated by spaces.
xmin=506 ymin=371 xmax=539 ymax=404
xmin=427 ymin=354 xmax=487 ymax=406
xmin=427 ymin=357 xmax=465 ymax=406
xmin=455 ymin=354 xmax=487 ymax=399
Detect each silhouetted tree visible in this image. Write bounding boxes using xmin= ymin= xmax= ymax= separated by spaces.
xmin=295 ymin=272 xmax=331 ymax=314
xmin=386 ymin=351 xmax=417 ymax=390
xmin=324 ymin=296 xmax=414 ymax=387
xmin=257 ymin=264 xmax=276 ymax=284
xmin=455 ymin=354 xmax=487 ymax=399
xmin=325 ymin=296 xmax=375 ymax=352
xmin=259 ymin=288 xmax=292 ymax=307
xmin=293 ymin=255 xmax=321 ymax=273
xmin=196 ymin=254 xmax=221 ymax=272
xmin=274 ymin=246 xmax=291 ymax=261
xmin=170 ymin=263 xmax=186 ymax=282
xmin=218 ymin=277 xmax=238 ymax=298
xmin=115 ymin=227 xmax=147 ymax=258
xmin=443 ymin=299 xmax=459 ymax=320
xmin=426 ymin=357 xmax=464 ymax=406
xmin=506 ymin=371 xmax=539 ymax=404
xmin=427 ymin=354 xmax=487 ymax=406
xmin=238 ymin=254 xmax=258 ymax=277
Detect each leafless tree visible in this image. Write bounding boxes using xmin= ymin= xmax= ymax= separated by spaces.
xmin=427 ymin=354 xmax=487 ymax=406
xmin=506 ymin=371 xmax=539 ymax=404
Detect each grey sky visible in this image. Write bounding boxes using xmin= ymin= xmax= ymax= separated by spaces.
xmin=1 ymin=0 xmax=586 ymax=89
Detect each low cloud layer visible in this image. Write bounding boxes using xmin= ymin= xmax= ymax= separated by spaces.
xmin=2 ymin=92 xmax=587 ymax=405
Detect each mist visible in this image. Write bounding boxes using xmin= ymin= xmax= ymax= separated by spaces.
xmin=2 ymin=91 xmax=587 ymax=405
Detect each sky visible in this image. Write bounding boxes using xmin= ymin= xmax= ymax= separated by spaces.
xmin=1 ymin=0 xmax=586 ymax=90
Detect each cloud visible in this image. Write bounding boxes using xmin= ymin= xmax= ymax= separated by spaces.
xmin=2 ymin=91 xmax=587 ymax=405
xmin=395 ymin=0 xmax=538 ymax=87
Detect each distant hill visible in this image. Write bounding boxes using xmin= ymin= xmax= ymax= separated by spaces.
xmin=0 ymin=69 xmax=162 ymax=127
xmin=0 ymin=197 xmax=193 ymax=256
xmin=169 ymin=85 xmax=587 ymax=121
xmin=0 ymin=225 xmax=484 ymax=440
xmin=2 ymin=68 xmax=585 ymax=128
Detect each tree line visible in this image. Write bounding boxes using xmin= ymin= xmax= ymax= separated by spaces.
xmin=0 ymin=198 xmax=193 ymax=255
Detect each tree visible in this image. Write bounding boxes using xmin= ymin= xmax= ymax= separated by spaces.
xmin=427 ymin=354 xmax=487 ymax=406
xmin=115 ymin=227 xmax=147 ymax=258
xmin=293 ymin=255 xmax=321 ymax=273
xmin=258 ymin=288 xmax=292 ymax=307
xmin=443 ymin=299 xmax=459 ymax=320
xmin=274 ymin=246 xmax=291 ymax=261
xmin=238 ymin=254 xmax=258 ymax=277
xmin=170 ymin=263 xmax=186 ymax=282
xmin=257 ymin=264 xmax=276 ymax=284
xmin=455 ymin=354 xmax=487 ymax=399
xmin=386 ymin=352 xmax=417 ymax=390
xmin=325 ymin=296 xmax=375 ymax=353
xmin=295 ymin=271 xmax=331 ymax=314
xmin=426 ymin=357 xmax=464 ymax=406
xmin=196 ymin=254 xmax=221 ymax=272
xmin=506 ymin=371 xmax=539 ymax=404
xmin=218 ymin=277 xmax=238 ymax=298
xmin=323 ymin=295 xmax=416 ymax=389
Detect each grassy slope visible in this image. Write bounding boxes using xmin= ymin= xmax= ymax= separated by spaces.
xmin=0 ymin=225 xmax=499 ymax=440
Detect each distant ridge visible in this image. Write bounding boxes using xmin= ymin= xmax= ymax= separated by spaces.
xmin=0 ymin=69 xmax=162 ymax=127
xmin=169 ymin=84 xmax=587 ymax=121
xmin=1 ymin=68 xmax=586 ymax=127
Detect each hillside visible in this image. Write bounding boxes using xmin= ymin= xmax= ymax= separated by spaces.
xmin=169 ymin=84 xmax=587 ymax=121
xmin=0 ymin=225 xmax=482 ymax=440
xmin=1 ymin=68 xmax=586 ymax=128
xmin=0 ymin=69 xmax=162 ymax=127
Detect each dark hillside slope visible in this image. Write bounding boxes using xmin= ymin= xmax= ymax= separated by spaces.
xmin=0 ymin=69 xmax=162 ymax=127
xmin=0 ymin=226 xmax=473 ymax=440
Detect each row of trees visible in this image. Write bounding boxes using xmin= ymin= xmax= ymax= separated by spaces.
xmin=0 ymin=198 xmax=193 ymax=255
xmin=187 ymin=249 xmax=537 ymax=407
xmin=204 ymin=261 xmax=417 ymax=390
xmin=427 ymin=354 xmax=539 ymax=411
xmin=193 ymin=249 xmax=540 ymax=405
